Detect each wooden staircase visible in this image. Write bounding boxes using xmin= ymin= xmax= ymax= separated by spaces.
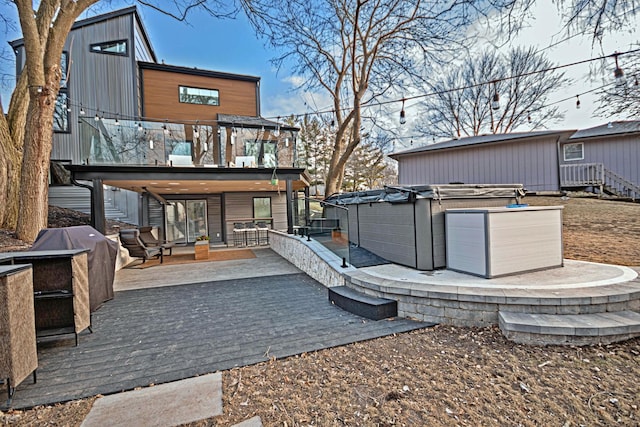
xmin=560 ymin=163 xmax=640 ymax=201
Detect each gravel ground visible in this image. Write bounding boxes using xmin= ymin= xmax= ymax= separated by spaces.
xmin=1 ymin=196 xmax=639 ymax=426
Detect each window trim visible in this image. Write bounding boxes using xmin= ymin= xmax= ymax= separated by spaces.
xmin=53 ymin=90 xmax=71 ymax=134
xmin=89 ymin=39 xmax=129 ymax=56
xmin=563 ymin=142 xmax=584 ymax=161
xmin=178 ymin=85 xmax=220 ymax=106
xmin=252 ymin=196 xmax=272 ymax=221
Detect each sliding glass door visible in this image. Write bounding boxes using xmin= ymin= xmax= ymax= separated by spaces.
xmin=165 ymin=199 xmax=207 ymax=244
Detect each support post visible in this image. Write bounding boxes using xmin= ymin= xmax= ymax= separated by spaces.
xmin=91 ymin=179 xmax=106 ymax=234
xmin=286 ymin=179 xmax=294 ymax=234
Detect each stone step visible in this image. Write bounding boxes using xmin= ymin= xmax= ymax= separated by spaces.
xmin=499 ymin=310 xmax=640 ymax=346
xmin=328 ymin=286 xmax=397 ymax=321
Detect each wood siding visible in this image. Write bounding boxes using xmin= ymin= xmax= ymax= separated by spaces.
xmin=397 ymin=137 xmax=561 ymax=192
xmin=560 ymin=135 xmax=640 ymax=187
xmin=51 ymin=13 xmax=140 ymax=162
xmin=141 ymin=69 xmax=258 ymax=121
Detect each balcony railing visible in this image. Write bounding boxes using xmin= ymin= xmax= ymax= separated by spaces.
xmin=78 ymin=117 xmax=300 ymax=168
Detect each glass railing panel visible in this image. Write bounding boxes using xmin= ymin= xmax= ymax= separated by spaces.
xmin=294 ymin=197 xmax=350 ymax=266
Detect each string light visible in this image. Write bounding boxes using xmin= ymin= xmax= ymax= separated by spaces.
xmin=94 ymin=111 xmax=100 ymax=121
xmin=114 ymin=114 xmax=120 ymax=126
xmin=491 ymin=82 xmax=500 ymax=110
xmin=137 ymin=122 xmax=144 ymax=132
xmin=163 ymin=120 xmax=169 ymax=135
xmin=149 ymin=139 xmax=154 ymax=149
xmin=613 ymin=53 xmax=626 ymax=88
xmin=399 ymin=99 xmax=407 ymax=125
xmin=193 ymin=120 xmax=200 ymax=139
xmin=79 ymin=104 xmax=85 ymax=116
xmin=576 ymin=95 xmax=581 ymax=109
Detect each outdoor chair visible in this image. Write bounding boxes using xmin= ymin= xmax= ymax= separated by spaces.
xmin=119 ymin=229 xmax=163 ymax=264
xmin=138 ymin=226 xmax=176 ymax=256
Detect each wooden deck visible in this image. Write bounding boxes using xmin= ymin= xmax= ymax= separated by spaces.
xmin=3 ymin=273 xmax=428 ymax=409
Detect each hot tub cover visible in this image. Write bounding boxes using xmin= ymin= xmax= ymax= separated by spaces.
xmin=324 ymin=184 xmax=525 ymax=205
xmin=31 ymin=226 xmax=118 ymax=311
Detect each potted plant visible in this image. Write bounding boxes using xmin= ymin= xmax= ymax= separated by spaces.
xmin=194 ymin=235 xmax=210 ymax=260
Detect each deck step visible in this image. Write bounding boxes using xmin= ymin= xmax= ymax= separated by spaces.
xmin=499 ymin=310 xmax=640 ymax=346
xmin=328 ymin=286 xmax=397 ymax=320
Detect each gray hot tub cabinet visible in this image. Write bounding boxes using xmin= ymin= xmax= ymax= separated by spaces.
xmin=324 ymin=184 xmax=523 ymax=270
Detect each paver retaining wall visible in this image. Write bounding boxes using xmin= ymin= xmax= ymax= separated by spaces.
xmin=268 ymin=230 xmax=355 ymax=288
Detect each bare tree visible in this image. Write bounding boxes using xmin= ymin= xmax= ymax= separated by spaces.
xmin=244 ymin=0 xmax=524 ymax=195
xmin=556 ymin=0 xmax=639 ymax=40
xmin=0 ymin=0 xmax=245 ymax=241
xmin=418 ymin=47 xmax=569 ymax=139
xmin=342 ymin=138 xmax=392 ymax=192
xmin=594 ymin=48 xmax=640 ymax=118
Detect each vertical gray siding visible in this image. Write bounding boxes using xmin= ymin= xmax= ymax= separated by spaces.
xmin=206 ymin=195 xmax=223 ymax=243
xmin=357 ymin=203 xmax=417 ymax=268
xmin=52 ymin=14 xmax=140 ymax=163
xmin=397 ymin=137 xmax=560 ymax=191
xmin=560 ymin=136 xmax=640 ymax=187
xmin=223 ymin=192 xmax=287 ymax=239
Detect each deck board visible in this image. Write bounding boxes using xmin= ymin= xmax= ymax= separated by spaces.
xmin=3 ymin=273 xmax=428 ymax=409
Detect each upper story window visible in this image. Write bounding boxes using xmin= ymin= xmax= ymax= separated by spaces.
xmin=53 ymin=92 xmax=70 ymax=133
xmin=179 ymin=86 xmax=220 ymax=106
xmin=90 ymin=39 xmax=128 ymax=56
xmin=563 ymin=143 xmax=584 ymax=161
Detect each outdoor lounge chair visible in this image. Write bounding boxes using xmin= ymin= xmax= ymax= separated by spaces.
xmin=119 ymin=229 xmax=163 ymax=264
xmin=138 ymin=226 xmax=176 ymax=255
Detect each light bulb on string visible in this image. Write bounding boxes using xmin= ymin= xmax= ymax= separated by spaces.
xmin=399 ymin=99 xmax=407 ymax=125
xmin=613 ymin=53 xmax=626 ymax=89
xmin=79 ymin=104 xmax=85 ymax=116
xmin=114 ymin=114 xmax=120 ymax=126
xmin=527 ymin=111 xmax=532 ymax=123
xmin=137 ymin=122 xmax=144 ymax=132
xmin=576 ymin=95 xmax=581 ymax=109
xmin=163 ymin=120 xmax=170 ymax=135
xmin=94 ymin=111 xmax=100 ymax=121
xmin=149 ymin=139 xmax=154 ymax=149
xmin=193 ymin=121 xmax=200 ymax=139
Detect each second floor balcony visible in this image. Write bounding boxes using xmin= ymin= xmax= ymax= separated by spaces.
xmin=78 ymin=114 xmax=300 ymax=169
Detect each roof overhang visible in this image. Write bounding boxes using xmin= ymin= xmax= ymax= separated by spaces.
xmin=66 ymin=165 xmax=310 ymax=195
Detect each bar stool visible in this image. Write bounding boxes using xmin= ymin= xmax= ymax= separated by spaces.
xmin=244 ymin=222 xmax=257 ymax=246
xmin=233 ymin=222 xmax=247 ymax=247
xmin=256 ymin=221 xmax=269 ymax=245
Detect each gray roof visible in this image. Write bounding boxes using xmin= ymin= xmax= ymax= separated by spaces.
xmin=217 ymin=114 xmax=299 ymax=131
xmin=389 ymin=130 xmax=573 ymax=158
xmin=569 ymin=121 xmax=640 ymax=140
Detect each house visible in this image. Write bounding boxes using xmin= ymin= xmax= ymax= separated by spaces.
xmin=10 ymin=7 xmax=309 ymax=244
xmin=390 ymin=122 xmax=640 ymax=200
xmin=560 ymin=121 xmax=640 ymax=199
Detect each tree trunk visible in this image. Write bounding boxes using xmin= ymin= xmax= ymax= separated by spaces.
xmin=15 ymin=88 xmax=56 ymax=242
xmin=0 ymin=74 xmax=30 ymax=229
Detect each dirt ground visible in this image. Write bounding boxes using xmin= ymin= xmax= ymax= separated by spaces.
xmin=1 ymin=195 xmax=639 ymax=426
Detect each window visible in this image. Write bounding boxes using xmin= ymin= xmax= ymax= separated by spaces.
xmin=563 ymin=143 xmax=584 ymax=161
xmin=253 ymin=197 xmax=272 ymax=220
xmin=54 ymin=51 xmax=70 ymax=133
xmin=179 ymin=86 xmax=219 ymax=106
xmin=53 ymin=90 xmax=70 ymax=133
xmin=90 ymin=40 xmax=128 ymax=56
xmin=245 ymin=140 xmax=277 ymax=168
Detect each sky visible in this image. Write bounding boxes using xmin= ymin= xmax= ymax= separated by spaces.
xmin=0 ymin=1 xmax=637 ymax=141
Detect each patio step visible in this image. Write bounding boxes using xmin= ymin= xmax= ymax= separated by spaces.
xmin=499 ymin=310 xmax=640 ymax=346
xmin=329 ymin=286 xmax=397 ymax=320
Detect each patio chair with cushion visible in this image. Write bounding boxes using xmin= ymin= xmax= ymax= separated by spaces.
xmin=138 ymin=226 xmax=176 ymax=256
xmin=119 ymin=229 xmax=163 ymax=264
